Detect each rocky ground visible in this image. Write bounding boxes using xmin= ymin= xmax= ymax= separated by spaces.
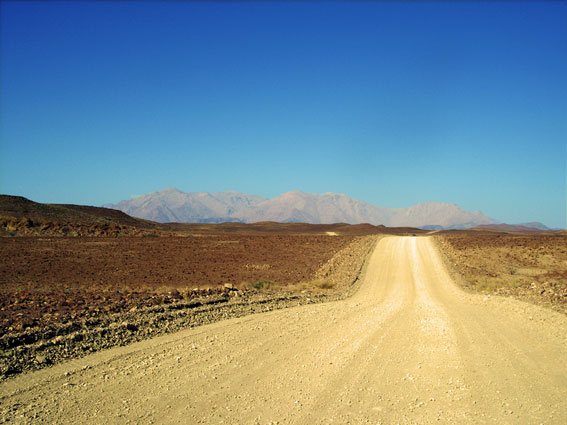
xmin=5 ymin=230 xmax=565 ymax=383
xmin=0 ymin=216 xmax=166 ymax=237
xmin=2 ymin=236 xmax=565 ymax=425
xmin=0 ymin=235 xmax=377 ymax=379
xmin=0 ymin=234 xmax=359 ymax=334
xmin=434 ymin=232 xmax=567 ymax=314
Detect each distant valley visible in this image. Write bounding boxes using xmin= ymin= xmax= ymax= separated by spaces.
xmin=105 ymin=188 xmax=498 ymax=229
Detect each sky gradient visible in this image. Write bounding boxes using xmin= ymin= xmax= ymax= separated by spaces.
xmin=1 ymin=1 xmax=566 ymax=228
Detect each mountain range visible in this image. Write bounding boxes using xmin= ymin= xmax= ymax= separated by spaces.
xmin=105 ymin=189 xmax=265 ymax=224
xmin=105 ymin=188 xmax=498 ymax=229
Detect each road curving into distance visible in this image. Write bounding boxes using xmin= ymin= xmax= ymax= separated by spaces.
xmin=1 ymin=236 xmax=566 ymax=424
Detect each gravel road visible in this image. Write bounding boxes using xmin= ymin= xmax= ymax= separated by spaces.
xmin=1 ymin=236 xmax=566 ymax=424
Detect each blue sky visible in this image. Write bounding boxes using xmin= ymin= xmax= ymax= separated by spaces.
xmin=1 ymin=1 xmax=566 ymax=228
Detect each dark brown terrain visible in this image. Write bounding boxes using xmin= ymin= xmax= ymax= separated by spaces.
xmin=0 ymin=195 xmax=161 ymax=237
xmin=0 ymin=234 xmax=359 ymax=333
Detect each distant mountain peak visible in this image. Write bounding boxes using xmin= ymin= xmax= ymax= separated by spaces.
xmin=519 ymin=222 xmax=550 ymax=231
xmin=108 ymin=189 xmax=267 ymax=224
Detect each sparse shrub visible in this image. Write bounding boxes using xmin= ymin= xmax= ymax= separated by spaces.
xmin=316 ymin=280 xmax=335 ymax=290
xmin=245 ymin=280 xmax=275 ymax=290
xmin=143 ymin=233 xmax=159 ymax=238
xmin=287 ymin=279 xmax=335 ymax=292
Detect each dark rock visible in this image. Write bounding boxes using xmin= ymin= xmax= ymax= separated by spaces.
xmin=122 ymin=322 xmax=138 ymax=332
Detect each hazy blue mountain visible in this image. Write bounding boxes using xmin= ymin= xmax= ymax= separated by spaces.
xmin=232 ymin=191 xmax=494 ymax=228
xmin=387 ymin=202 xmax=495 ymax=228
xmin=231 ymin=191 xmax=393 ymax=225
xmin=107 ymin=188 xmax=266 ymax=223
xmin=107 ymin=189 xmax=496 ymax=228
xmin=518 ymin=222 xmax=550 ymax=231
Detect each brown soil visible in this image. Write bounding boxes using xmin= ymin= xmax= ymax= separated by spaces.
xmin=0 ymin=235 xmax=358 ymax=332
xmin=434 ymin=232 xmax=567 ymax=314
xmin=0 ymin=234 xmax=377 ymax=378
xmin=175 ymin=221 xmax=427 ymax=236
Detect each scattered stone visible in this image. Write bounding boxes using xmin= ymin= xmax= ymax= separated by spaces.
xmin=169 ymin=289 xmax=182 ymax=299
xmin=122 ymin=322 xmax=138 ymax=332
xmin=35 ymin=355 xmax=48 ymax=364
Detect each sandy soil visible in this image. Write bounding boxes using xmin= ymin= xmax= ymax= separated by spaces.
xmin=1 ymin=236 xmax=566 ymax=424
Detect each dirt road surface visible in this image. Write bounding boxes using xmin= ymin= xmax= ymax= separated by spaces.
xmin=1 ymin=236 xmax=566 ymax=424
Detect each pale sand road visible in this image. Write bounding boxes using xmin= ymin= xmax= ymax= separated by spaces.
xmin=1 ymin=236 xmax=567 ymax=424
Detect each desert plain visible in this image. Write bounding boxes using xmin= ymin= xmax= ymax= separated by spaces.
xmin=0 ymin=196 xmax=566 ymax=424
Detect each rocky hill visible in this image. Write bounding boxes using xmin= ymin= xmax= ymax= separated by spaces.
xmin=0 ymin=195 xmax=160 ymax=236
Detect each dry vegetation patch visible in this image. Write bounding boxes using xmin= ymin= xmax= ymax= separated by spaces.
xmin=434 ymin=233 xmax=567 ymax=314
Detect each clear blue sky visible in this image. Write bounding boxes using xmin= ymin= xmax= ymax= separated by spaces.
xmin=1 ymin=1 xmax=566 ymax=228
